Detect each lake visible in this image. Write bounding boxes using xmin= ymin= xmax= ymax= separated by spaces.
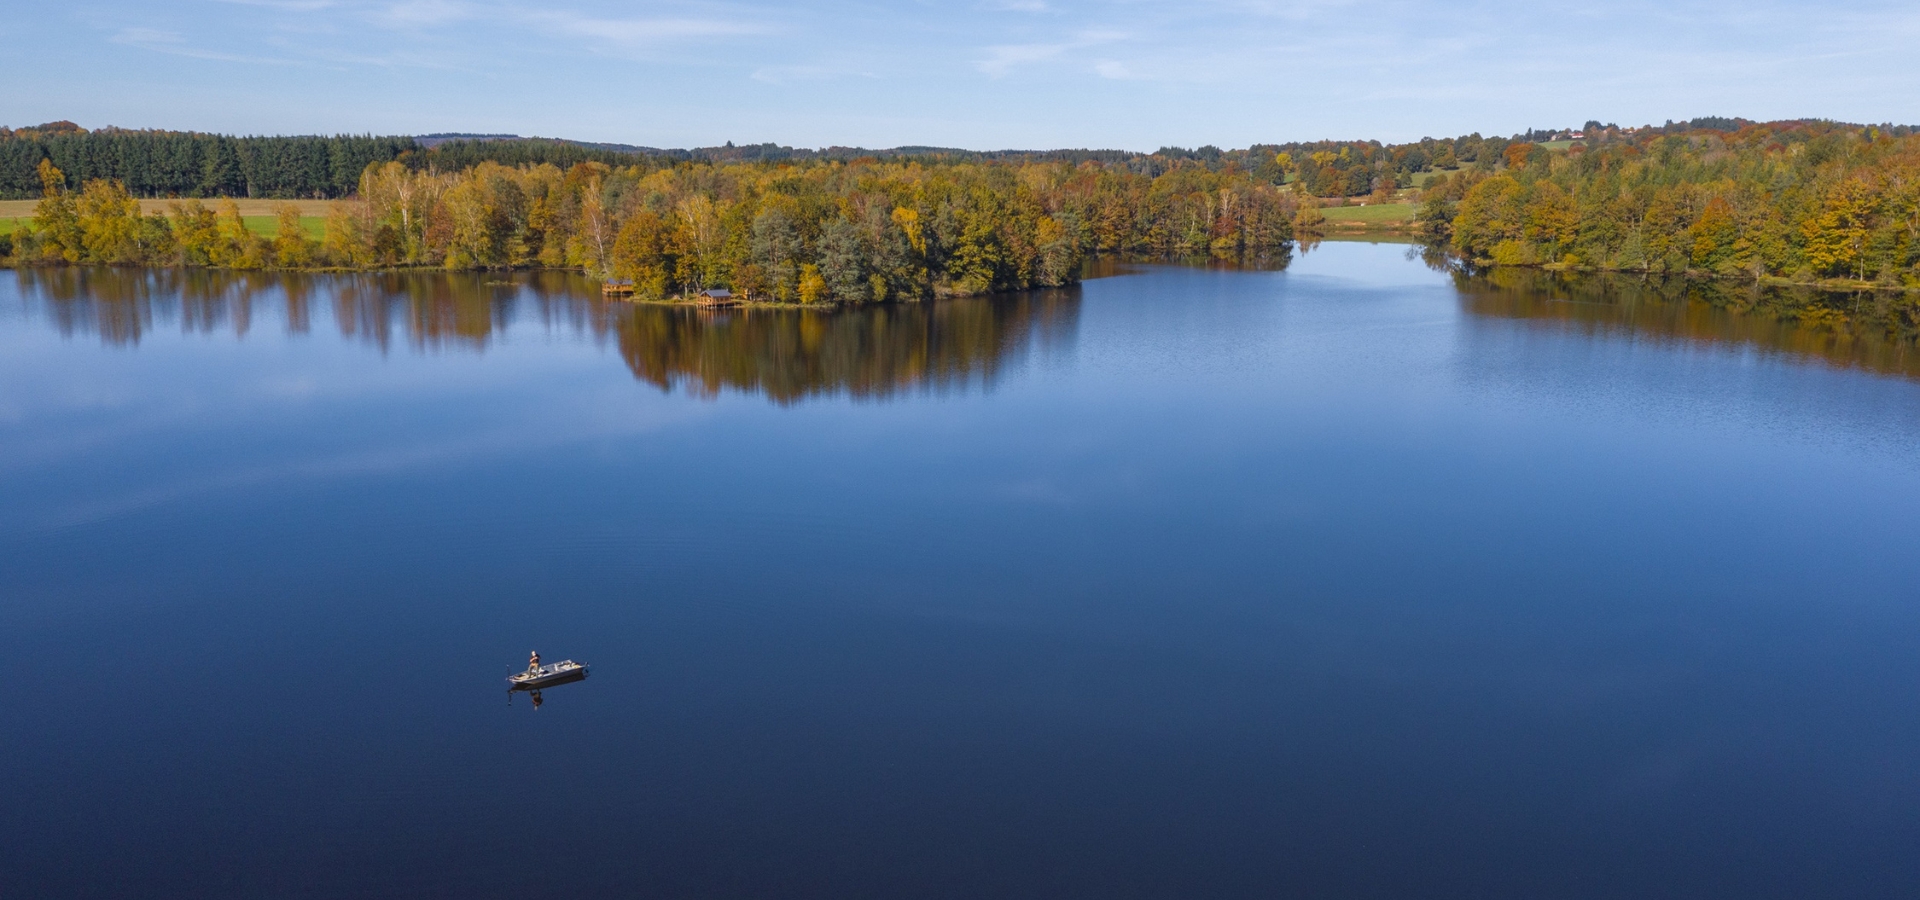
xmin=4 ymin=242 xmax=1919 ymax=899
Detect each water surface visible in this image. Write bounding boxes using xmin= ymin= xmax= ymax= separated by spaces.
xmin=4 ymin=244 xmax=1919 ymax=899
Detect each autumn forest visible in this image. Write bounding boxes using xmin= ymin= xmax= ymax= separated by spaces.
xmin=2 ymin=118 xmax=1918 ymax=301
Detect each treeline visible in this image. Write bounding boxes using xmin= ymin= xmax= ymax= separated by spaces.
xmin=0 ymin=126 xmax=1289 ymax=199
xmin=15 ymin=117 xmax=1913 ymax=203
xmin=411 ymin=139 xmax=657 ymax=173
xmin=423 ymin=138 xmax=1177 ymax=173
xmin=0 ymin=124 xmax=418 ymax=199
xmin=0 ymin=125 xmax=1350 ymax=199
xmin=4 ymin=155 xmax=1300 ymax=301
xmin=1419 ymin=122 xmax=1920 ymax=286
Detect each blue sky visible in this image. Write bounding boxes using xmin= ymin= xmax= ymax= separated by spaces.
xmin=8 ymin=1 xmax=1918 ymax=150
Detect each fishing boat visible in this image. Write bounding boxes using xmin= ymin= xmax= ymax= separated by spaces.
xmin=508 ymin=660 xmax=590 ymax=690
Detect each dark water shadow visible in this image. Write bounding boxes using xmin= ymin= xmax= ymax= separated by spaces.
xmin=608 ymin=290 xmax=1080 ymax=404
xmin=1454 ymin=267 xmax=1920 ymax=379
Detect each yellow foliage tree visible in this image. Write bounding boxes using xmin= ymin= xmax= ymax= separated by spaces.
xmin=31 ymin=160 xmax=82 ymax=263
xmin=1801 ymin=180 xmax=1874 ymax=279
xmin=74 ymin=179 xmax=142 ymax=263
xmin=322 ymin=202 xmax=369 ymax=267
xmin=797 ymin=263 xmax=827 ymax=304
xmin=1689 ymin=196 xmax=1740 ymax=271
xmin=213 ymin=201 xmax=267 ymax=269
xmin=274 ymin=204 xmax=313 ymax=268
xmin=611 ymin=210 xmax=680 ymax=298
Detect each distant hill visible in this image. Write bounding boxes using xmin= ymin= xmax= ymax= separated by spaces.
xmin=3 ymin=117 xmax=1916 ymax=200
xmin=414 ymin=133 xmax=987 ymax=162
xmin=415 ymin=133 xmax=667 ymax=154
xmin=414 ymin=133 xmax=523 ymax=148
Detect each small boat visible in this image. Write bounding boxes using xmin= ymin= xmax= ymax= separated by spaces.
xmin=507 ymin=660 xmax=590 ymax=690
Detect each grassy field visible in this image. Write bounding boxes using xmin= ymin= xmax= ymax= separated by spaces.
xmin=1320 ymin=202 xmax=1416 ymax=225
xmin=241 ymin=216 xmax=327 ymax=239
xmin=1409 ymin=168 xmax=1464 ymax=188
xmin=0 ymin=198 xmax=342 ymax=218
xmin=0 ymin=198 xmax=335 ymax=239
xmin=1536 ymin=140 xmax=1577 ymax=152
xmin=1321 ymin=233 xmax=1419 ymax=245
xmin=0 ymin=207 xmax=326 ymax=238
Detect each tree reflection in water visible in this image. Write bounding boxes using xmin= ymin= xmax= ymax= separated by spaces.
xmin=20 ymin=262 xmax=1914 ymax=386
xmin=608 ymin=292 xmax=1079 ymax=403
xmin=7 ymin=268 xmax=1082 ymax=403
xmin=1452 ymin=266 xmax=1920 ymax=379
xmin=12 ymin=267 xmax=566 ymax=352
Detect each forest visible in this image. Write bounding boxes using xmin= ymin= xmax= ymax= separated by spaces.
xmin=2 ymin=154 xmax=1300 ymax=301
xmin=0 ymin=124 xmax=1412 ymax=205
xmin=1421 ymin=121 xmax=1920 ymax=287
xmin=0 ymin=123 xmax=416 ymax=200
xmin=7 ymin=118 xmax=1919 ymax=298
xmin=0 ymin=118 xmax=1633 ymax=201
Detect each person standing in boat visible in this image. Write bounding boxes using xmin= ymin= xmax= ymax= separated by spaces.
xmin=527 ymin=650 xmax=541 ymax=675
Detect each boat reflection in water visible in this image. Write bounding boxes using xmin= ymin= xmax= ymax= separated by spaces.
xmin=508 ymin=660 xmax=589 ymax=710
xmin=7 ymin=268 xmax=1084 ymax=404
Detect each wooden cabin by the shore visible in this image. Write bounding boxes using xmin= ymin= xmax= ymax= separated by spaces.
xmin=694 ymin=288 xmax=738 ymax=307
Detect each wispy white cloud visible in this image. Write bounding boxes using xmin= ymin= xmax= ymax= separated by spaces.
xmin=751 ymin=64 xmax=874 ymax=84
xmin=976 ymin=42 xmax=1068 ymax=76
xmin=101 ymin=2 xmax=778 ymax=74
xmin=297 ymin=43 xmax=466 ymax=69
xmin=112 ymin=26 xmax=185 ymax=45
xmin=1223 ymin=0 xmax=1367 ymax=22
xmin=110 ymin=26 xmax=300 ymax=64
xmin=212 ymin=0 xmax=338 ymax=10
xmin=976 ymin=28 xmax=1125 ymax=76
xmin=524 ymin=10 xmax=771 ymax=46
xmin=374 ymin=0 xmax=472 ymax=27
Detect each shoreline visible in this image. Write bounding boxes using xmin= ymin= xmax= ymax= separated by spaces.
xmin=0 ymin=260 xmax=1089 ymax=306
xmin=1480 ymin=258 xmax=1920 ymax=294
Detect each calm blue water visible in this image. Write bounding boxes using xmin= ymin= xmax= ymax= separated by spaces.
xmin=4 ymin=243 xmax=1919 ymax=899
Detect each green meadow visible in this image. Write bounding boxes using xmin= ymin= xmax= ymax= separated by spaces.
xmin=0 ymin=214 xmax=325 ymax=239
xmin=242 ymin=216 xmax=327 ymax=239
xmin=1320 ymin=203 xmax=1416 ymax=225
